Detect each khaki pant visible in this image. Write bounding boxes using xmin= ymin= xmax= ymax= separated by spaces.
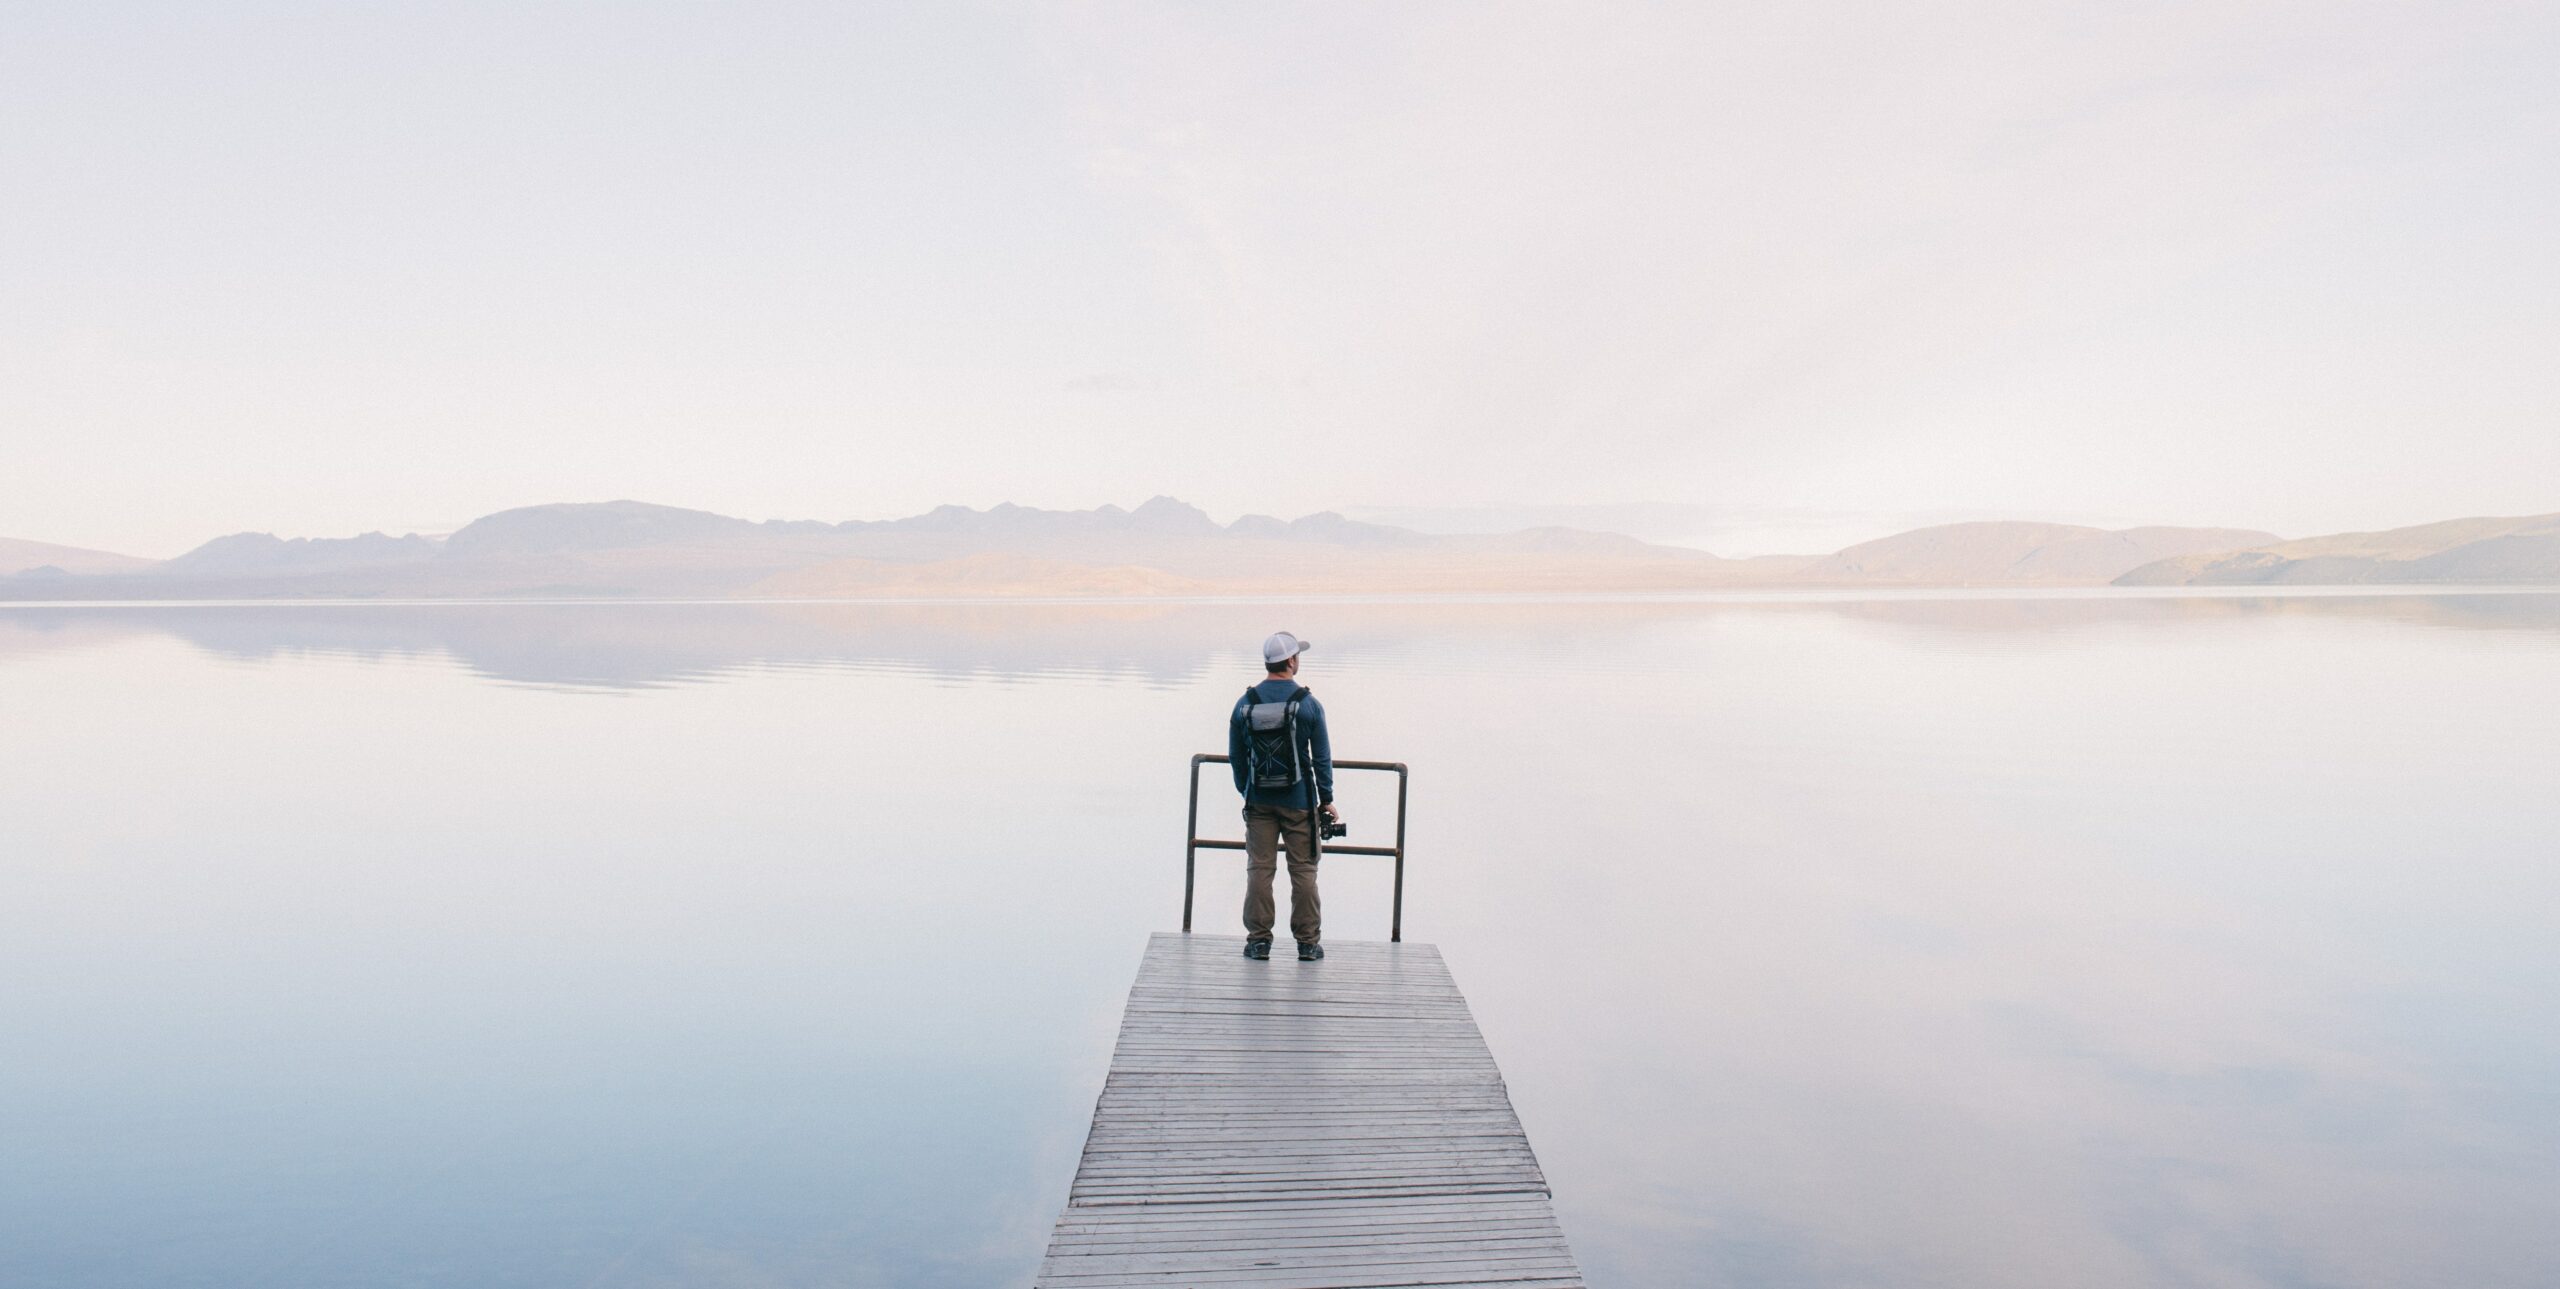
xmin=1242 ymin=803 xmax=1321 ymax=945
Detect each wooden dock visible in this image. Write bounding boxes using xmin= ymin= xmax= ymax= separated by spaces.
xmin=1035 ymin=932 xmax=1585 ymax=1288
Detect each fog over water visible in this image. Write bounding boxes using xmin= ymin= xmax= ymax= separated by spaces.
xmin=4 ymin=593 xmax=2556 ymax=1287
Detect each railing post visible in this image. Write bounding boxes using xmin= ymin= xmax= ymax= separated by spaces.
xmin=1183 ymin=755 xmax=1407 ymax=942
xmin=1391 ymin=765 xmax=1408 ymax=942
xmin=1183 ymin=756 xmax=1202 ymax=933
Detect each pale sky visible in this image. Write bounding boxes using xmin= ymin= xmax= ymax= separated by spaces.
xmin=5 ymin=1 xmax=2556 ymax=557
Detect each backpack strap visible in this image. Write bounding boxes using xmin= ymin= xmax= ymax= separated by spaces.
xmin=1248 ymin=688 xmax=1270 ymax=759
xmin=1283 ymin=687 xmax=1311 ymax=788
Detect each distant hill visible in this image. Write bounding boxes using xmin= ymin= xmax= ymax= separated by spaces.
xmin=10 ymin=500 xmax=2560 ymax=600
xmin=1800 ymin=522 xmax=2282 ymax=584
xmin=0 ymin=537 xmax=156 ymax=577
xmin=757 ymin=553 xmax=1219 ymax=598
xmin=163 ymin=530 xmax=441 ymax=578
xmin=2116 ymin=514 xmax=2560 ymax=585
xmin=442 ymin=499 xmax=772 ymax=556
xmin=0 ymin=497 xmax=1801 ymax=599
xmin=760 ymin=507 xmax=1791 ymax=596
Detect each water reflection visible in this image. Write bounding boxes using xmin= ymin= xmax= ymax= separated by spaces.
xmin=2 ymin=592 xmax=2555 ymax=1287
xmin=7 ymin=591 xmax=2560 ymax=690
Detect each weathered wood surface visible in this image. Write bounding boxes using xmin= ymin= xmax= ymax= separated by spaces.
xmin=1035 ymin=932 xmax=1583 ymax=1288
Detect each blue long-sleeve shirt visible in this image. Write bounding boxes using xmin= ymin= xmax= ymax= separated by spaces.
xmin=1229 ymin=679 xmax=1334 ymax=809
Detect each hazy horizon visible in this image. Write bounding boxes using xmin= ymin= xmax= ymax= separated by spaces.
xmin=8 ymin=3 xmax=2559 ymax=556
xmin=3 ymin=493 xmax=2217 ymax=562
xmin=20 ymin=490 xmax=2560 ymax=565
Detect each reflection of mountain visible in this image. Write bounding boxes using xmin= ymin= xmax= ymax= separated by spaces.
xmin=14 ymin=603 xmax=1237 ymax=689
xmin=9 ymin=592 xmax=2559 ymax=691
xmin=1799 ymin=590 xmax=2560 ymax=637
xmin=2118 ymin=514 xmax=2560 ymax=585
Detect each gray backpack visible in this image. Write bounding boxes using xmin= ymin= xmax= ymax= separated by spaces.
xmin=1241 ymin=686 xmax=1311 ymax=791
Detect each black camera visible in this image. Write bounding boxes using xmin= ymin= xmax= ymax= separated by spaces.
xmin=1319 ymin=812 xmax=1347 ymax=841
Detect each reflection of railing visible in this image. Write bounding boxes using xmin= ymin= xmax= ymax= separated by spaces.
xmin=1183 ymin=754 xmax=1411 ymax=943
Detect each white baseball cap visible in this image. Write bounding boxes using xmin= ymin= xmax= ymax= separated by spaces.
xmin=1262 ymin=631 xmax=1312 ymax=666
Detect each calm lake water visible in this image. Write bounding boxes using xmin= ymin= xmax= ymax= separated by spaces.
xmin=4 ymin=593 xmax=2556 ymax=1288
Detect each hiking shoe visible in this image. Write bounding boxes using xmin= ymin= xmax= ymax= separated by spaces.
xmin=1244 ymin=939 xmax=1271 ymax=960
xmin=1297 ymin=941 xmax=1324 ymax=961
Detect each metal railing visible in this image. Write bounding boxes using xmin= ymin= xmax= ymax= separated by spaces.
xmin=1183 ymin=754 xmax=1410 ymax=942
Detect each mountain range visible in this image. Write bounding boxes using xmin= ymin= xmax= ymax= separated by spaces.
xmin=0 ymin=537 xmax=160 ymax=578
xmin=2112 ymin=514 xmax=2560 ymax=585
xmin=2 ymin=499 xmax=2553 ymax=599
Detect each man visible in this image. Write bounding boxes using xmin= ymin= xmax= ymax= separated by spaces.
xmin=1228 ymin=630 xmax=1338 ymax=961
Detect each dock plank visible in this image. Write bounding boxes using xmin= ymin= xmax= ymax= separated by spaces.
xmin=1034 ymin=933 xmax=1583 ymax=1288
